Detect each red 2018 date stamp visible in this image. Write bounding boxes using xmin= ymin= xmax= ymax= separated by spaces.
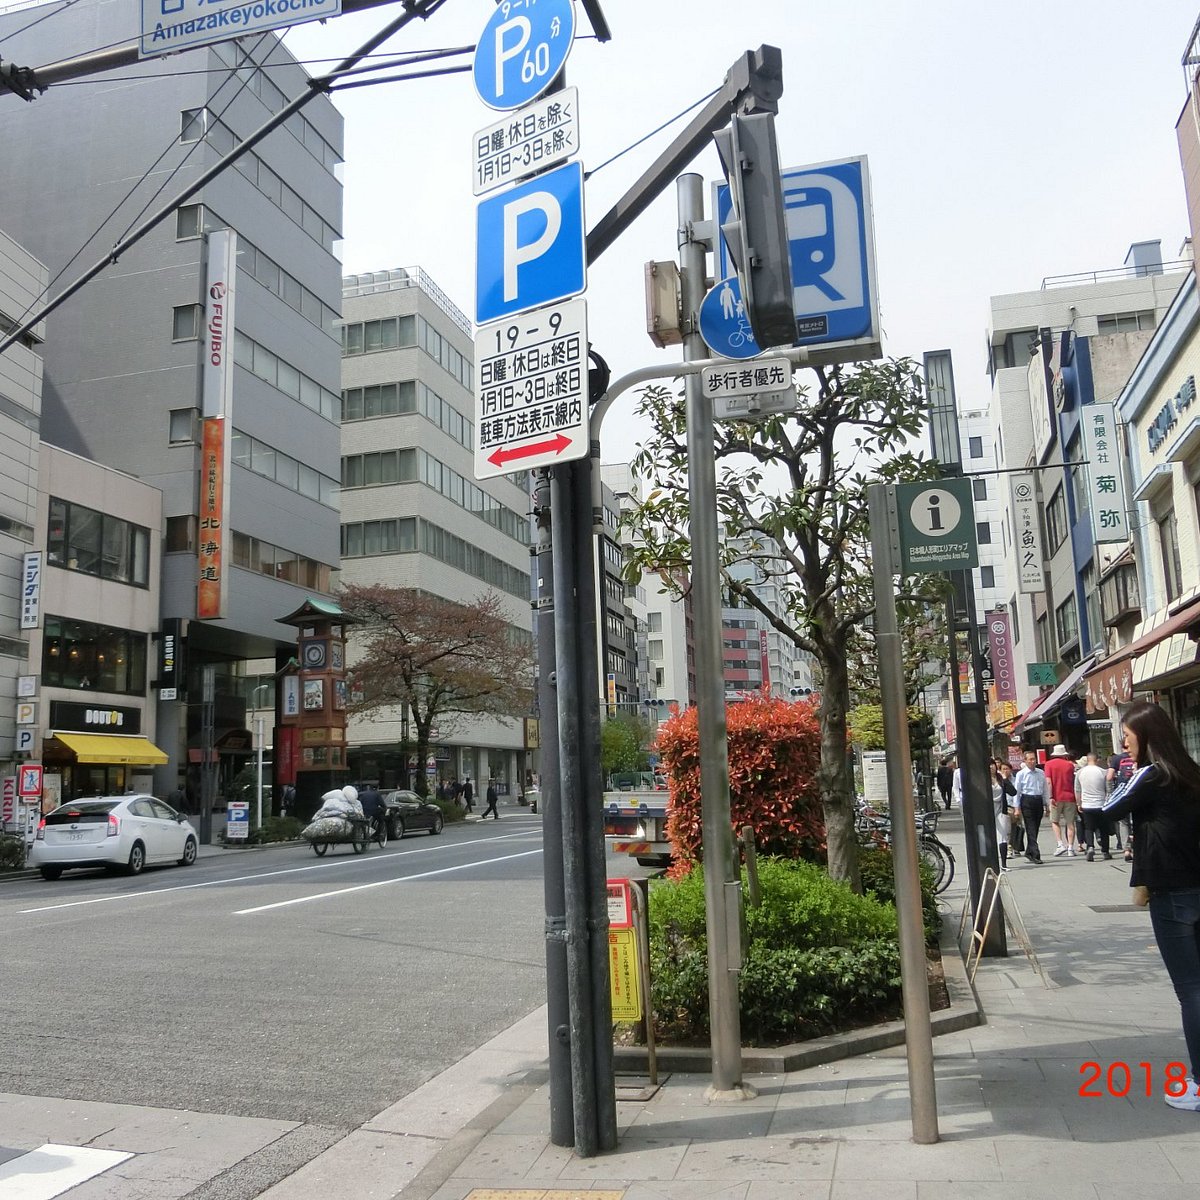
xmin=1079 ymin=1061 xmax=1189 ymax=1097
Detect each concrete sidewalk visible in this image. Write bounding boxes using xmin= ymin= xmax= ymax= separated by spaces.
xmin=378 ymin=808 xmax=1198 ymax=1200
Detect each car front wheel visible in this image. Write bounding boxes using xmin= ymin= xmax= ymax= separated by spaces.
xmin=392 ymin=817 xmax=406 ymax=840
xmin=429 ymin=814 xmax=444 ymax=836
xmin=127 ymin=841 xmax=146 ymax=875
xmin=179 ymin=836 xmax=197 ymax=867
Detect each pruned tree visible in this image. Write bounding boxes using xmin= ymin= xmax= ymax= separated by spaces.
xmin=338 ymin=584 xmax=534 ymax=797
xmin=621 ymin=358 xmax=937 ymax=892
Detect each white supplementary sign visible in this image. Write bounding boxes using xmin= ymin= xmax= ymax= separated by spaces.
xmin=473 ymin=87 xmax=579 ymax=196
xmin=701 ymin=357 xmax=792 ymax=400
xmin=1009 ymin=473 xmax=1045 ymax=593
xmin=226 ymin=801 xmax=250 ymax=839
xmin=1081 ymin=402 xmax=1129 ymax=543
xmin=139 ymin=0 xmax=340 ymax=59
xmin=861 ymin=750 xmax=889 ymax=805
xmin=475 ymin=296 xmax=588 ymax=479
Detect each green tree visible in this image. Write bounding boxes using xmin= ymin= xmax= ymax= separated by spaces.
xmin=338 ymin=584 xmax=534 ymax=797
xmin=600 ymin=713 xmax=652 ymax=777
xmin=622 ymin=359 xmax=936 ymax=891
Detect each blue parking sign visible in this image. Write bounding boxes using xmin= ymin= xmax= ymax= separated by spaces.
xmin=716 ymin=155 xmax=879 ymax=361
xmin=475 ymin=161 xmax=586 ymax=324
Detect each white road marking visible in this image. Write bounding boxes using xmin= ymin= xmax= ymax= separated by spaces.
xmin=16 ymin=829 xmax=538 ymax=915
xmin=235 ymin=847 xmax=544 ymax=914
xmin=0 ymin=1143 xmax=132 ymax=1199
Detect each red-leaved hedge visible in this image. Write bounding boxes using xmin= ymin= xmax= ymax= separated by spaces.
xmin=657 ymin=692 xmax=825 ymax=875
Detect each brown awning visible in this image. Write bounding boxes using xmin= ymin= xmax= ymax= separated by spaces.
xmin=1084 ymin=592 xmax=1200 ymax=709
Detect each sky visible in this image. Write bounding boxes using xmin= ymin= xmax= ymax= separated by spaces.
xmin=288 ymin=1 xmax=1197 ymax=465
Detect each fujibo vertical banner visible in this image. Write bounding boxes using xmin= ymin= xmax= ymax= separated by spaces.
xmin=197 ymin=417 xmax=229 ymax=619
xmin=203 ymin=229 xmax=237 ymax=420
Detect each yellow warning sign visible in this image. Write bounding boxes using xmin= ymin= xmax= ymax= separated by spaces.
xmin=608 ymin=927 xmax=641 ymax=1022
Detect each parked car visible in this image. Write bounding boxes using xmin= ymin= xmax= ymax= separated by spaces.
xmin=29 ymin=795 xmax=198 ymax=880
xmin=382 ymin=789 xmax=445 ymax=838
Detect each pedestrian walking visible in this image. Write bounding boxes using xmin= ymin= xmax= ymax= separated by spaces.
xmin=1014 ymin=750 xmax=1047 ymax=863
xmin=481 ymin=779 xmax=500 ymax=820
xmin=936 ymin=757 xmax=955 ymax=810
xmin=1000 ymin=762 xmax=1025 ymax=854
xmin=1075 ymin=751 xmax=1111 ymax=860
xmin=462 ymin=776 xmax=475 ymax=812
xmin=1103 ymin=701 xmax=1200 ymax=1111
xmin=991 ymin=759 xmax=1017 ymax=871
xmin=1045 ymin=743 xmax=1080 ymax=857
xmin=1108 ymin=745 xmax=1136 ymax=859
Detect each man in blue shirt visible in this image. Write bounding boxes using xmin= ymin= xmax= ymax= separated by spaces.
xmin=1013 ymin=750 xmax=1047 ymax=864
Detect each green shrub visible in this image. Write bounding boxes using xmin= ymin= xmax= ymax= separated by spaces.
xmin=858 ymin=846 xmax=942 ymax=945
xmin=648 ymin=857 xmax=907 ymax=1044
xmin=0 ymin=833 xmax=26 ymax=871
xmin=254 ymin=815 xmax=305 ymax=843
xmin=435 ymin=800 xmax=466 ymax=824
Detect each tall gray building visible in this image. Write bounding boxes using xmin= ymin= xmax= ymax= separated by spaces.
xmin=0 ymin=4 xmax=343 ymax=803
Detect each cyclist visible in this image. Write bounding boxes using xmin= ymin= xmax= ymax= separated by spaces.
xmin=355 ymin=784 xmax=385 ymax=840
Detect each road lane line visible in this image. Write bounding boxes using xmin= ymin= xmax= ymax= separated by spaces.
xmin=234 ymin=847 xmax=544 ymax=914
xmin=16 ymin=829 xmax=538 ymax=915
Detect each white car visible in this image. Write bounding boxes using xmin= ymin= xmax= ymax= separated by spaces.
xmin=30 ymin=795 xmax=198 ymax=880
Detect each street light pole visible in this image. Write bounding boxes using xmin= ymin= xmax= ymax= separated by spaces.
xmin=252 ymin=683 xmax=271 ymax=829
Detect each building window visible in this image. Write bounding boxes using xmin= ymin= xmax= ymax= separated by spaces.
xmin=1082 ymin=561 xmax=1102 ymax=652
xmin=47 ymin=498 xmax=150 ymax=586
xmin=649 ymin=639 xmax=664 ymax=659
xmin=42 ymin=615 xmax=147 ymax=695
xmin=180 ymin=108 xmax=206 ymax=142
xmin=968 ymin=436 xmax=984 ymax=458
xmin=1036 ymin=613 xmax=1053 ymax=664
xmin=168 ymin=408 xmax=196 ymax=444
xmin=1097 ymin=311 xmax=1156 ymax=333
xmin=980 ymin=565 xmax=995 ymax=589
xmin=972 ymin=478 xmax=987 ymax=501
xmin=1055 ymin=594 xmax=1079 ymax=651
xmin=648 ymin=611 xmax=663 ymax=633
xmin=165 ymin=515 xmax=195 ymax=553
xmin=1159 ymin=510 xmax=1184 ymax=602
xmin=1046 ymin=486 xmax=1068 ymax=552
xmin=975 ymin=521 xmax=990 ymax=545
xmin=172 ymin=304 xmax=201 ymax=340
xmin=176 ymin=204 xmax=204 ymax=239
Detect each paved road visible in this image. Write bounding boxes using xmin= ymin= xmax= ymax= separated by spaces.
xmin=0 ymin=814 xmax=547 ymax=1129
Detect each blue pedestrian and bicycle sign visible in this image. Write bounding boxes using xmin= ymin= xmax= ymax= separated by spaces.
xmin=698 ymin=276 xmax=759 ymax=361
xmin=475 ymin=160 xmax=586 ymax=324
xmin=473 ymin=0 xmax=576 ymax=111
xmin=714 ymin=155 xmax=880 ymax=363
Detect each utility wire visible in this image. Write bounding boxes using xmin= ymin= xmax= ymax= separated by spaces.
xmin=585 ymin=87 xmax=720 ymax=180
xmin=0 ymin=0 xmax=449 ymax=357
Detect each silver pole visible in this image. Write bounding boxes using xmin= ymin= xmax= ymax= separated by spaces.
xmin=255 ymin=715 xmax=264 ymax=831
xmin=678 ymin=173 xmax=746 ymax=1098
xmin=866 ymin=483 xmax=939 ymax=1144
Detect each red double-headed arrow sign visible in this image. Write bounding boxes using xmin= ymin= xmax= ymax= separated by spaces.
xmin=487 ymin=433 xmax=572 ymax=468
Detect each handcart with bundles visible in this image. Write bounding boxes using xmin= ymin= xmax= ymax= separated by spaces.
xmin=301 ymin=786 xmax=386 ymax=857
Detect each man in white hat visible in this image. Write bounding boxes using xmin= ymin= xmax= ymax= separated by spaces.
xmin=1044 ymin=743 xmax=1079 ymax=857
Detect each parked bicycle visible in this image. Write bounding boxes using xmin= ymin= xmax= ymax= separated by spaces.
xmin=855 ymin=802 xmax=956 ymax=894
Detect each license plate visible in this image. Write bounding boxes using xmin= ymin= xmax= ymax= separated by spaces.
xmin=68 ymin=831 xmax=85 ymax=841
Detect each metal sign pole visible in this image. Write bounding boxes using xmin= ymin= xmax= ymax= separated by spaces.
xmin=867 ymin=483 xmax=939 ymax=1144
xmin=678 ymin=172 xmax=747 ymax=1098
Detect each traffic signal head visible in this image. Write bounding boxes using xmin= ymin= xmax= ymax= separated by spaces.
xmin=712 ymin=111 xmax=795 ymax=349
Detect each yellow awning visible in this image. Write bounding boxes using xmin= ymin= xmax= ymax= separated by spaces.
xmin=52 ymin=732 xmax=169 ymax=766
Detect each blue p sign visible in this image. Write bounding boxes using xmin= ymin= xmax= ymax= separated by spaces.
xmin=473 ymin=0 xmax=576 ymax=111
xmin=475 ymin=161 xmax=586 ymax=324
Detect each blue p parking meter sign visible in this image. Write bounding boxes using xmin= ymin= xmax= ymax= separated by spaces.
xmin=716 ymin=155 xmax=880 ymax=364
xmin=475 ymin=160 xmax=586 ymax=324
xmin=473 ymin=0 xmax=576 ymax=111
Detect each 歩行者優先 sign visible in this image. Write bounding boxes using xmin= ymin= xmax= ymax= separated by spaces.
xmin=1009 ymin=473 xmax=1045 ymax=592
xmin=894 ymin=478 xmax=978 ymax=574
xmin=474 ymin=297 xmax=588 ymax=479
xmin=700 ymin=357 xmax=791 ymax=400
xmin=473 ymin=88 xmax=579 ymax=196
xmin=140 ymin=0 xmax=341 ymax=60
xmin=1081 ymin=402 xmax=1129 ymax=543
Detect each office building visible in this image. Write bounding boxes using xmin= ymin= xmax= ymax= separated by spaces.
xmin=338 ymin=268 xmax=533 ymax=792
xmin=0 ymin=6 xmax=345 ymax=804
